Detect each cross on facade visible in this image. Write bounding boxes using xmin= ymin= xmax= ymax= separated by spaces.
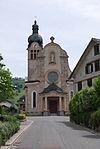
xmin=50 ymin=36 xmax=55 ymax=43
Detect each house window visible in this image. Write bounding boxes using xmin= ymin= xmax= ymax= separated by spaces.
xmin=95 ymin=60 xmax=100 ymax=71
xmin=85 ymin=63 xmax=93 ymax=74
xmin=78 ymin=82 xmax=82 ymax=91
xmin=32 ymin=91 xmax=37 ymax=108
xmin=30 ymin=50 xmax=33 ymax=59
xmin=94 ymin=44 xmax=99 ymax=56
xmin=70 ymin=91 xmax=74 ymax=99
xmin=87 ymin=78 xmax=92 ymax=87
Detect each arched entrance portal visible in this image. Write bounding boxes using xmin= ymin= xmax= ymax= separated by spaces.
xmin=48 ymin=97 xmax=58 ymax=113
xmin=40 ymin=83 xmax=68 ymax=116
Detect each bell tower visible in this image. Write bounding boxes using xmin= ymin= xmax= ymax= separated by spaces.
xmin=27 ymin=20 xmax=43 ymax=81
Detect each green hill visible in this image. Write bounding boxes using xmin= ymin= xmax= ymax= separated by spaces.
xmin=9 ymin=77 xmax=25 ymax=104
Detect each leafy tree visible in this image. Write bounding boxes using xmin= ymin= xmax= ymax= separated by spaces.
xmin=93 ymin=76 xmax=100 ymax=98
xmin=89 ymin=109 xmax=100 ymax=130
xmin=80 ymin=87 xmax=97 ymax=112
xmin=69 ymin=76 xmax=100 ymax=128
xmin=0 ymin=54 xmax=15 ymax=102
xmin=69 ymin=91 xmax=82 ymax=123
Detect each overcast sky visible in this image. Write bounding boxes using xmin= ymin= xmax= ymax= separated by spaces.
xmin=0 ymin=0 xmax=100 ymax=78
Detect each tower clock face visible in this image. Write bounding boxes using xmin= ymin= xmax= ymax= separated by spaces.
xmin=48 ymin=71 xmax=58 ymax=83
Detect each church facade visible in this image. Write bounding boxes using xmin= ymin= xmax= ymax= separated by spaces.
xmin=25 ymin=21 xmax=73 ymax=116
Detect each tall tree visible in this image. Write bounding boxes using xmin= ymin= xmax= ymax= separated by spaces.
xmin=93 ymin=76 xmax=100 ymax=98
xmin=0 ymin=54 xmax=15 ymax=102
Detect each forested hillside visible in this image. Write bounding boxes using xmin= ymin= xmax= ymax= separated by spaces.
xmin=8 ymin=78 xmax=25 ymax=104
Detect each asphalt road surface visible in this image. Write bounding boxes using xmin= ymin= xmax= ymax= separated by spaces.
xmin=12 ymin=116 xmax=100 ymax=149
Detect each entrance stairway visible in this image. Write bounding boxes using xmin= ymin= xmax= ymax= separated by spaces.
xmin=50 ymin=113 xmax=57 ymax=116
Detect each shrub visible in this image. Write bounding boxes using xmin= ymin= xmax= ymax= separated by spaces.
xmin=82 ymin=112 xmax=92 ymax=127
xmin=0 ymin=121 xmax=20 ymax=146
xmin=69 ymin=87 xmax=97 ymax=127
xmin=80 ymin=87 xmax=97 ymax=112
xmin=69 ymin=76 xmax=100 ymax=131
xmin=89 ymin=109 xmax=100 ymax=130
xmin=0 ymin=124 xmax=7 ymax=145
xmin=69 ymin=91 xmax=82 ymax=123
xmin=0 ymin=106 xmax=2 ymax=114
xmin=0 ymin=114 xmax=18 ymax=122
xmin=93 ymin=76 xmax=100 ymax=98
xmin=0 ymin=115 xmax=20 ymax=146
xmin=0 ymin=134 xmax=1 ymax=146
xmin=15 ymin=114 xmax=26 ymax=120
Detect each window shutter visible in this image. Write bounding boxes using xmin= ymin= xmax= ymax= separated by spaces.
xmin=95 ymin=60 xmax=99 ymax=71
xmin=85 ymin=66 xmax=88 ymax=74
xmin=91 ymin=63 xmax=93 ymax=72
xmin=78 ymin=82 xmax=82 ymax=91
xmin=87 ymin=79 xmax=92 ymax=87
xmin=94 ymin=44 xmax=99 ymax=56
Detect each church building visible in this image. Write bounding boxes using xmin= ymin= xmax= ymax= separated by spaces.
xmin=25 ymin=20 xmax=73 ymax=116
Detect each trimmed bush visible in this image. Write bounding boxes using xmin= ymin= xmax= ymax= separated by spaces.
xmin=93 ymin=76 xmax=100 ymax=98
xmin=0 ymin=106 xmax=2 ymax=114
xmin=69 ymin=76 xmax=100 ymax=131
xmin=0 ymin=114 xmax=18 ymax=122
xmin=15 ymin=114 xmax=26 ymax=120
xmin=0 ymin=135 xmax=1 ymax=146
xmin=89 ymin=109 xmax=100 ymax=130
xmin=0 ymin=115 xmax=20 ymax=146
xmin=69 ymin=87 xmax=95 ymax=127
xmin=0 ymin=121 xmax=20 ymax=146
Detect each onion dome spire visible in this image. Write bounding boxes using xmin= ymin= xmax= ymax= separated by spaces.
xmin=28 ymin=20 xmax=43 ymax=48
xmin=32 ymin=20 xmax=39 ymax=34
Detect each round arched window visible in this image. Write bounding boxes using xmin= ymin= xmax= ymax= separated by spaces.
xmin=32 ymin=91 xmax=37 ymax=108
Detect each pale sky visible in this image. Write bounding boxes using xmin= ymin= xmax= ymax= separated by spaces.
xmin=0 ymin=0 xmax=100 ymax=78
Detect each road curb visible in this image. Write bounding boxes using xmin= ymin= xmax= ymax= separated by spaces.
xmin=82 ymin=125 xmax=100 ymax=136
xmin=71 ymin=121 xmax=100 ymax=136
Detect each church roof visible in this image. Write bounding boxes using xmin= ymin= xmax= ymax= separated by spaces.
xmin=40 ymin=83 xmax=66 ymax=94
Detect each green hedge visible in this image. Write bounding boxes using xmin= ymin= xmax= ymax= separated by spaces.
xmin=0 ymin=114 xmax=18 ymax=122
xmin=0 ymin=106 xmax=2 ymax=114
xmin=89 ymin=109 xmax=100 ymax=130
xmin=69 ymin=77 xmax=100 ymax=130
xmin=69 ymin=87 xmax=96 ymax=125
xmin=15 ymin=114 xmax=26 ymax=120
xmin=0 ymin=115 xmax=20 ymax=146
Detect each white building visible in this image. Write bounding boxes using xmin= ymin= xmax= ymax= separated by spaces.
xmin=70 ymin=38 xmax=100 ymax=93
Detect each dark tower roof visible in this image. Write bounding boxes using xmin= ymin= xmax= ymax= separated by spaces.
xmin=28 ymin=20 xmax=43 ymax=48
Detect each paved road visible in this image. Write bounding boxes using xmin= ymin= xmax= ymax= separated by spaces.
xmin=12 ymin=116 xmax=100 ymax=149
